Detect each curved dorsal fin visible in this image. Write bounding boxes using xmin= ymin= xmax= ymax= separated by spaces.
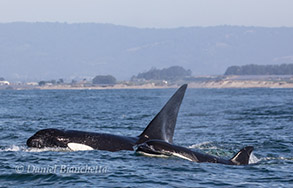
xmin=137 ymin=84 xmax=187 ymax=144
xmin=230 ymin=146 xmax=254 ymax=165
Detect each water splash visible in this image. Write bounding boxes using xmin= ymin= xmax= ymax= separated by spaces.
xmin=188 ymin=142 xmax=218 ymax=149
xmin=248 ymin=152 xmax=261 ymax=164
xmin=26 ymin=147 xmax=71 ymax=152
xmin=263 ymin=156 xmax=293 ymax=161
xmin=1 ymin=145 xmax=23 ymax=152
xmin=1 ymin=145 xmax=70 ymax=152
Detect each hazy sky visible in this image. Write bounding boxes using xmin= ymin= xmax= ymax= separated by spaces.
xmin=0 ymin=0 xmax=292 ymax=28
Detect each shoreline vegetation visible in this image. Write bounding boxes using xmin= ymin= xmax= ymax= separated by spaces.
xmin=1 ymin=65 xmax=293 ymax=90
xmin=2 ymin=78 xmax=293 ymax=90
xmin=37 ymin=80 xmax=293 ymax=89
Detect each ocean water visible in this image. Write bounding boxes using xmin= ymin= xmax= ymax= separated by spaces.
xmin=0 ymin=88 xmax=292 ymax=187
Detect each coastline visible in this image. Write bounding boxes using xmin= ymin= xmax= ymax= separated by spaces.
xmin=188 ymin=80 xmax=293 ymax=89
xmin=2 ymin=77 xmax=293 ymax=90
xmin=7 ymin=80 xmax=292 ymax=90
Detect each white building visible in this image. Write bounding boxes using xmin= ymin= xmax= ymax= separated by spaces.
xmin=0 ymin=81 xmax=10 ymax=85
xmin=26 ymin=82 xmax=39 ymax=86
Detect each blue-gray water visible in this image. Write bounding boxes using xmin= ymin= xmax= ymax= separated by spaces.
xmin=0 ymin=88 xmax=292 ymax=187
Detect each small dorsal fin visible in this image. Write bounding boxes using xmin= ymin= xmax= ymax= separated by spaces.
xmin=136 ymin=84 xmax=187 ymax=144
xmin=230 ymin=146 xmax=254 ymax=165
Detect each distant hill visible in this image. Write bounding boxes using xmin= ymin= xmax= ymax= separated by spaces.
xmin=132 ymin=66 xmax=192 ymax=81
xmin=225 ymin=64 xmax=293 ymax=75
xmin=1 ymin=23 xmax=293 ymax=81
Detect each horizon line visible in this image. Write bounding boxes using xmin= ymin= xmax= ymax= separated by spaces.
xmin=1 ymin=21 xmax=292 ymax=29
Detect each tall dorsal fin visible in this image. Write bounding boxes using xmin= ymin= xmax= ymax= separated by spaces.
xmin=230 ymin=146 xmax=254 ymax=165
xmin=137 ymin=84 xmax=187 ymax=144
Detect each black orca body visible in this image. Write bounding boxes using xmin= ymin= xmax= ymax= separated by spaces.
xmin=27 ymin=129 xmax=138 ymax=151
xmin=136 ymin=140 xmax=254 ymax=165
xmin=27 ymin=84 xmax=187 ymax=152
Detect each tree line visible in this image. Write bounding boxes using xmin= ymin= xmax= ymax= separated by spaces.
xmin=225 ymin=64 xmax=293 ymax=75
xmin=132 ymin=66 xmax=192 ymax=81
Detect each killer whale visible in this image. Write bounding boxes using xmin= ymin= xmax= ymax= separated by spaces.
xmin=136 ymin=140 xmax=254 ymax=165
xmin=27 ymin=84 xmax=187 ymax=152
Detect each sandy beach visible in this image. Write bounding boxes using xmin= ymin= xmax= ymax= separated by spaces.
xmin=188 ymin=80 xmax=293 ymax=88
xmin=33 ymin=80 xmax=293 ymax=90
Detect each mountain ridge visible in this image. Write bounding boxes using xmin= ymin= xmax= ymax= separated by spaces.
xmin=1 ymin=22 xmax=293 ymax=81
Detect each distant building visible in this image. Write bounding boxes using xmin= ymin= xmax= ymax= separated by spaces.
xmin=26 ymin=82 xmax=38 ymax=86
xmin=0 ymin=81 xmax=10 ymax=85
